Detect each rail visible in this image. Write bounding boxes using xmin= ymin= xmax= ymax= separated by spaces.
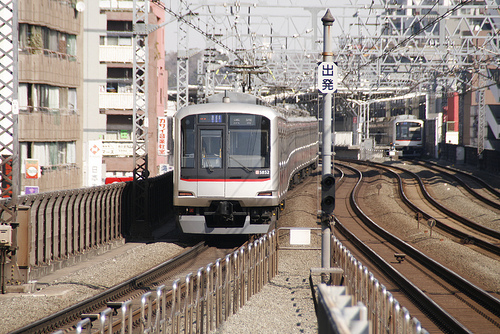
xmin=72 ymin=231 xmax=278 ymax=334
xmin=331 ymin=236 xmax=428 ymax=334
xmin=336 ymin=160 xmax=500 ymax=331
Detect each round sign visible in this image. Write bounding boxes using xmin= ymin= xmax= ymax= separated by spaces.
xmin=427 ymin=219 xmax=436 ymax=228
xmin=26 ymin=166 xmax=38 ymax=177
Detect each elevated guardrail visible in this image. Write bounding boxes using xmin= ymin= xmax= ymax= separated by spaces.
xmin=332 ymin=236 xmax=428 ymax=334
xmin=0 ymin=171 xmax=174 ymax=291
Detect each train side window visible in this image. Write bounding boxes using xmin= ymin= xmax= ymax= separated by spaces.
xmin=181 ymin=116 xmax=195 ymax=168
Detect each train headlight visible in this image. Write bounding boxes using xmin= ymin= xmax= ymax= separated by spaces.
xmin=258 ymin=191 xmax=272 ymax=196
xmin=178 ymin=191 xmax=194 ymax=196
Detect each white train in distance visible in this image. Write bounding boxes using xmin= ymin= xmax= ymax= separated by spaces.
xmin=370 ymin=114 xmax=424 ymax=157
xmin=173 ymin=92 xmax=318 ymax=235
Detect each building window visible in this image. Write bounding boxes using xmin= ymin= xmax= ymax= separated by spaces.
xmin=22 ymin=141 xmax=76 ymax=166
xmin=107 ymin=68 xmax=133 ymax=93
xmin=18 ymin=23 xmax=76 ymax=58
xmin=100 ymin=35 xmax=132 ymax=46
xmin=18 ymin=83 xmax=77 ymax=114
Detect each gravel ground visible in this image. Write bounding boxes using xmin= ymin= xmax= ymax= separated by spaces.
xmin=360 ymin=160 xmax=500 ymax=294
xmin=1 ymin=160 xmax=498 ymax=334
xmin=216 ymin=175 xmax=322 ymax=334
xmin=399 ymin=161 xmax=500 ymax=230
xmin=0 ymin=242 xmax=185 ymax=334
xmin=215 ymin=249 xmax=321 ymax=334
xmin=0 ymin=173 xmax=323 ymax=334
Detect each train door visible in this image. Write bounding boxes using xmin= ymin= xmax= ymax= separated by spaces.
xmin=197 ymin=126 xmax=225 ymax=197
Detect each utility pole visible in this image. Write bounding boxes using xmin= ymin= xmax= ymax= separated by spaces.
xmin=319 ymin=9 xmax=335 ymax=273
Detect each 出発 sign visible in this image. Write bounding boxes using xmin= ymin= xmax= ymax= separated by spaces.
xmin=317 ymin=62 xmax=338 ymax=94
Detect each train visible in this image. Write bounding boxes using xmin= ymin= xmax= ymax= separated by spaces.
xmin=370 ymin=114 xmax=424 ymax=157
xmin=173 ymin=92 xmax=318 ymax=234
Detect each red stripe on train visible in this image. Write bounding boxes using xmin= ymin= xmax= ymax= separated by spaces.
xmin=180 ymin=178 xmax=270 ymax=182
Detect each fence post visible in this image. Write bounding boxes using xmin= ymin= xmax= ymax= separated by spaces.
xmin=185 ymin=273 xmax=193 ymax=333
xmin=171 ymin=279 xmax=180 ymax=334
xmin=140 ymin=291 xmax=152 ymax=333
xmin=195 ymin=268 xmax=204 ymax=334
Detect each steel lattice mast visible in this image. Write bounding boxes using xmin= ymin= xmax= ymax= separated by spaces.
xmin=0 ymin=0 xmax=18 ymax=224
xmin=132 ymin=0 xmax=150 ymax=224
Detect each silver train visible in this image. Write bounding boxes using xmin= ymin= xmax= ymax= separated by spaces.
xmin=371 ymin=114 xmax=424 ymax=157
xmin=173 ymin=93 xmax=318 ymax=234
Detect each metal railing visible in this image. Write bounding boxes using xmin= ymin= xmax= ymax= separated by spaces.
xmin=316 ymin=284 xmax=369 ymax=334
xmin=74 ymin=231 xmax=277 ymax=334
xmin=0 ymin=169 xmax=175 ymax=288
xmin=6 ymin=182 xmax=126 ymax=283
xmin=332 ymin=236 xmax=428 ymax=334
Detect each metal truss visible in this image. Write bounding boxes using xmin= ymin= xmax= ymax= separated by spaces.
xmin=176 ymin=1 xmax=191 ymax=108
xmin=0 ymin=0 xmax=18 ymax=223
xmin=132 ymin=0 xmax=150 ymax=223
xmin=168 ymin=1 xmax=500 ymax=103
xmin=332 ymin=1 xmax=500 ymax=98
xmin=170 ymin=2 xmax=326 ymax=98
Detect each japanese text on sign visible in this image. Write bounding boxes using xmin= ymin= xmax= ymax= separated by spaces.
xmin=317 ymin=62 xmax=338 ymax=93
xmin=158 ymin=116 xmax=168 ymax=156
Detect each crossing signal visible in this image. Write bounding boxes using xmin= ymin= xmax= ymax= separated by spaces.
xmin=321 ymin=174 xmax=335 ymax=214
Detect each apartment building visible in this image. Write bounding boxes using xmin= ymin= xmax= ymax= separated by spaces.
xmin=18 ymin=0 xmax=84 ymax=193
xmin=83 ymin=0 xmax=168 ymax=186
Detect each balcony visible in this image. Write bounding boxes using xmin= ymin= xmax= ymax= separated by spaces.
xmin=19 ymin=0 xmax=81 ymax=35
xmin=19 ymin=51 xmax=80 ymax=87
xmin=100 ymin=0 xmax=147 ymax=11
xmin=19 ymin=111 xmax=80 ymax=142
xmin=99 ymin=92 xmax=145 ymax=110
xmin=100 ymin=45 xmax=134 ymax=63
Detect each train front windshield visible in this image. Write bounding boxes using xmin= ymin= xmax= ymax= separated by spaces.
xmin=395 ymin=121 xmax=422 ymax=141
xmin=180 ymin=113 xmax=270 ymax=180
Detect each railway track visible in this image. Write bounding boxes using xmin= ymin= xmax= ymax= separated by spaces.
xmin=333 ymin=161 xmax=500 ymax=333
xmin=11 ymin=241 xmax=240 ymax=334
xmin=345 ymin=159 xmax=500 ymax=259
xmin=411 ymin=159 xmax=500 ymax=204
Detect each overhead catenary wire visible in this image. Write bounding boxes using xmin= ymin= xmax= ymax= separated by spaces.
xmin=339 ymin=0 xmax=474 ymax=96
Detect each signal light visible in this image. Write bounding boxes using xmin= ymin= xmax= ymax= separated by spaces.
xmin=321 ymin=173 xmax=335 ymax=214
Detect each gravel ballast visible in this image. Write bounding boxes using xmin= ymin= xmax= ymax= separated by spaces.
xmin=0 ymin=242 xmax=184 ymax=333
xmin=0 ymin=160 xmax=498 ymax=333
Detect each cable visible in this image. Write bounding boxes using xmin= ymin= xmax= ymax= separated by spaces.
xmin=155 ymin=0 xmax=244 ymax=62
xmin=339 ymin=1 xmax=474 ymax=96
